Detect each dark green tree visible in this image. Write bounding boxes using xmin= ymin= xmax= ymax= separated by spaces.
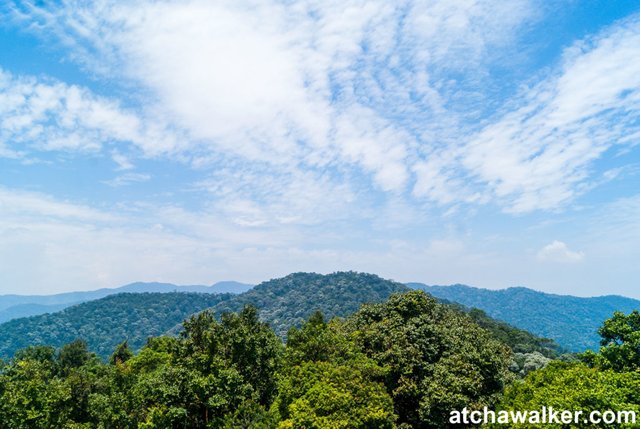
xmin=344 ymin=290 xmax=512 ymax=428
xmin=596 ymin=310 xmax=640 ymax=371
xmin=111 ymin=340 xmax=134 ymax=365
xmin=57 ymin=339 xmax=94 ymax=375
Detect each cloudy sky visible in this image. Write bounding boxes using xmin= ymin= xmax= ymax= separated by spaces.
xmin=1 ymin=0 xmax=639 ymax=296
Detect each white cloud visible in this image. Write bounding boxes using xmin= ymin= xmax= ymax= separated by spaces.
xmin=0 ymin=185 xmax=300 ymax=293
xmin=0 ymin=186 xmax=116 ymax=223
xmin=3 ymin=184 xmax=640 ymax=296
xmin=111 ymin=150 xmax=134 ymax=170
xmin=0 ymin=184 xmax=494 ymax=293
xmin=0 ymin=68 xmax=183 ymax=160
xmin=5 ymin=0 xmax=536 ymax=197
xmin=2 ymin=1 xmax=640 ymax=298
xmin=196 ymin=163 xmax=361 ymax=227
xmin=458 ymin=14 xmax=640 ymax=213
xmin=2 ymin=1 xmax=639 ymax=220
xmin=537 ymin=240 xmax=585 ymax=263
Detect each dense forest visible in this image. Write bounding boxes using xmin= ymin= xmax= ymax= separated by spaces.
xmin=0 ymin=292 xmax=232 ymax=358
xmin=1 ymin=290 xmax=638 ymax=427
xmin=0 ymin=272 xmax=638 ymax=427
xmin=0 ymin=273 xmax=558 ymax=362
xmin=412 ymin=283 xmax=640 ymax=351
xmin=209 ymin=272 xmax=410 ymax=337
xmin=0 ymin=273 xmax=613 ymax=354
xmin=0 ymin=290 xmax=514 ymax=428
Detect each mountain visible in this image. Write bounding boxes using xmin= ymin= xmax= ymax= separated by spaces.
xmin=0 ymin=292 xmax=232 ymax=359
xmin=116 ymin=281 xmax=253 ymax=294
xmin=207 ymin=272 xmax=559 ymax=356
xmin=0 ymin=281 xmax=253 ymax=323
xmin=0 ymin=272 xmax=557 ymax=360
xmin=409 ymin=283 xmax=640 ymax=351
xmin=209 ymin=272 xmax=409 ymax=337
xmin=202 ymin=281 xmax=254 ymax=294
xmin=0 ymin=303 xmax=72 ymax=324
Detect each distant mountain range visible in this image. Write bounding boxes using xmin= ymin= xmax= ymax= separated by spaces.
xmin=408 ymin=283 xmax=640 ymax=351
xmin=0 ymin=272 xmax=556 ymax=360
xmin=0 ymin=281 xmax=253 ymax=323
xmin=1 ymin=274 xmax=637 ymax=354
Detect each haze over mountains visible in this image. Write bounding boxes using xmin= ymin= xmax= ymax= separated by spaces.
xmin=0 ymin=281 xmax=253 ymax=323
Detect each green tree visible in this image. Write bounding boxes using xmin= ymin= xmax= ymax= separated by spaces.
xmin=88 ymin=357 xmax=139 ymax=427
xmin=180 ymin=306 xmax=283 ymax=407
xmin=274 ymin=361 xmax=395 ymax=429
xmin=284 ymin=311 xmax=360 ymax=367
xmin=57 ymin=339 xmax=95 ymax=375
xmin=125 ymin=305 xmax=284 ymax=428
xmin=509 ymin=352 xmax=552 ymax=377
xmin=0 ymin=351 xmax=72 ymax=428
xmin=494 ymin=361 xmax=640 ymax=428
xmin=110 ymin=340 xmax=134 ymax=365
xmin=596 ymin=310 xmax=640 ymax=371
xmin=344 ymin=291 xmax=512 ymax=428
xmin=273 ymin=311 xmax=395 ymax=428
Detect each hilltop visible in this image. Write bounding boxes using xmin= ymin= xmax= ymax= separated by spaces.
xmin=208 ymin=272 xmax=559 ymax=356
xmin=210 ymin=272 xmax=409 ymax=337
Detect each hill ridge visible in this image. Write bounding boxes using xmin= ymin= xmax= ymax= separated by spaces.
xmin=0 ymin=281 xmax=253 ymax=323
xmin=410 ymin=282 xmax=640 ymax=351
xmin=0 ymin=272 xmax=558 ymax=360
xmin=0 ymin=292 xmax=233 ymax=359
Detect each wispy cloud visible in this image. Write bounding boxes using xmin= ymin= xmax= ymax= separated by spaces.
xmin=111 ymin=150 xmax=134 ymax=171
xmin=0 ymin=186 xmax=117 ymax=223
xmin=4 ymin=0 xmax=539 ymax=204
xmin=0 ymin=68 xmax=183 ymax=161
xmin=102 ymin=172 xmax=151 ymax=187
xmin=0 ymin=185 xmax=500 ymax=293
xmin=1 ymin=0 xmax=640 ymax=295
xmin=458 ymin=14 xmax=640 ymax=213
xmin=2 ymin=3 xmax=638 ymax=216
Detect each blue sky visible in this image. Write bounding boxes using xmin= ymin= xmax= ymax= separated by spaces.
xmin=0 ymin=0 xmax=639 ymax=296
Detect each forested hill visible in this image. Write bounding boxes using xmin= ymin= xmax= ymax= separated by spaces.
xmin=0 ymin=287 xmax=637 ymax=428
xmin=210 ymin=272 xmax=408 ymax=337
xmin=208 ymin=272 xmax=560 ymax=356
xmin=0 ymin=272 xmax=559 ymax=360
xmin=0 ymin=292 xmax=231 ymax=359
xmin=410 ymin=283 xmax=640 ymax=351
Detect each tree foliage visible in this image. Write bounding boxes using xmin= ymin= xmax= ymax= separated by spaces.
xmin=494 ymin=362 xmax=640 ymax=428
xmin=595 ymin=310 xmax=640 ymax=371
xmin=493 ymin=310 xmax=640 ymax=428
xmin=343 ymin=291 xmax=513 ymax=428
xmin=0 ymin=291 xmax=518 ymax=428
xmin=3 ymin=274 xmax=638 ymax=428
